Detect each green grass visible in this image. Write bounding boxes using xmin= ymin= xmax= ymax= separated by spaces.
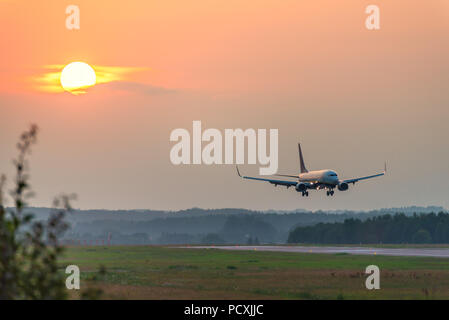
xmin=61 ymin=246 xmax=449 ymax=300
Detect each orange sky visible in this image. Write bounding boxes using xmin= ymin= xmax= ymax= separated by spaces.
xmin=1 ymin=1 xmax=448 ymax=210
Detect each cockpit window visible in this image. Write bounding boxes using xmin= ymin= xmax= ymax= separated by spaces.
xmin=329 ymin=173 xmax=337 ymax=176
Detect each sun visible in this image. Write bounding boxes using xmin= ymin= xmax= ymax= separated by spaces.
xmin=60 ymin=62 xmax=96 ymax=94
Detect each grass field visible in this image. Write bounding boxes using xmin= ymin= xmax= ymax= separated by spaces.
xmin=61 ymin=246 xmax=449 ymax=300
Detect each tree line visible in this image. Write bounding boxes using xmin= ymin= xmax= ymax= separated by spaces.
xmin=288 ymin=212 xmax=449 ymax=244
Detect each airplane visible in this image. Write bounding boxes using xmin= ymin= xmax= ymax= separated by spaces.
xmin=236 ymin=143 xmax=386 ymax=197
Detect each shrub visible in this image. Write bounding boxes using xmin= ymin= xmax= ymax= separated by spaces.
xmin=0 ymin=125 xmax=75 ymax=299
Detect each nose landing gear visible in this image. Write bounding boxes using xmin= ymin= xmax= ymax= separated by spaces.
xmin=326 ymin=190 xmax=335 ymax=196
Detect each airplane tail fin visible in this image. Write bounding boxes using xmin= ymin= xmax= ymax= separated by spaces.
xmin=298 ymin=143 xmax=308 ymax=173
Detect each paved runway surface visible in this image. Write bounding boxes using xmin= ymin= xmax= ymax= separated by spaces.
xmin=188 ymin=245 xmax=449 ymax=258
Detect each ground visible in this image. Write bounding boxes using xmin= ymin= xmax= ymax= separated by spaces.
xmin=61 ymin=245 xmax=449 ymax=300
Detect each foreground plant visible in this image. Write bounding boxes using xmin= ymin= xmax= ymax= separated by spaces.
xmin=0 ymin=125 xmax=75 ymax=299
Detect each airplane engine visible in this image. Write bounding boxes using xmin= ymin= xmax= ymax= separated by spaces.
xmin=338 ymin=182 xmax=349 ymax=191
xmin=295 ymin=183 xmax=307 ymax=192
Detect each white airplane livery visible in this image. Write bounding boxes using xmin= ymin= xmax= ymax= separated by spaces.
xmin=236 ymin=143 xmax=386 ymax=197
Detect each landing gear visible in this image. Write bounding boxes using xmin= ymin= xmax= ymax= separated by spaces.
xmin=301 ymin=191 xmax=309 ymax=197
xmin=326 ymin=190 xmax=335 ymax=196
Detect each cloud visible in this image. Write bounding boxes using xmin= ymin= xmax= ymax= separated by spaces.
xmin=91 ymin=81 xmax=175 ymax=95
xmin=94 ymin=66 xmax=149 ymax=85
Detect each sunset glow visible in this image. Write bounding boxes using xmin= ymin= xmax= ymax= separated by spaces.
xmin=31 ymin=64 xmax=149 ymax=94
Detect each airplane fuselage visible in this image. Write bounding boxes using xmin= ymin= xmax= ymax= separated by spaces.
xmin=298 ymin=169 xmax=339 ymax=187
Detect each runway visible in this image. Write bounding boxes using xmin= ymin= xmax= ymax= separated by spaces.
xmin=187 ymin=245 xmax=449 ymax=258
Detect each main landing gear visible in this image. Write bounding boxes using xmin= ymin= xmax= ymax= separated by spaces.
xmin=301 ymin=191 xmax=309 ymax=197
xmin=326 ymin=190 xmax=335 ymax=196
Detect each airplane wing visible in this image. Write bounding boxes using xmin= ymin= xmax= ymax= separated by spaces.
xmin=236 ymin=166 xmax=297 ymax=188
xmin=274 ymin=174 xmax=299 ymax=178
xmin=341 ymin=162 xmax=387 ymax=185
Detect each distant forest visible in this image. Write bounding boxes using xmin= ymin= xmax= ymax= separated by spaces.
xmin=288 ymin=212 xmax=449 ymax=244
xmin=22 ymin=206 xmax=447 ymax=245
